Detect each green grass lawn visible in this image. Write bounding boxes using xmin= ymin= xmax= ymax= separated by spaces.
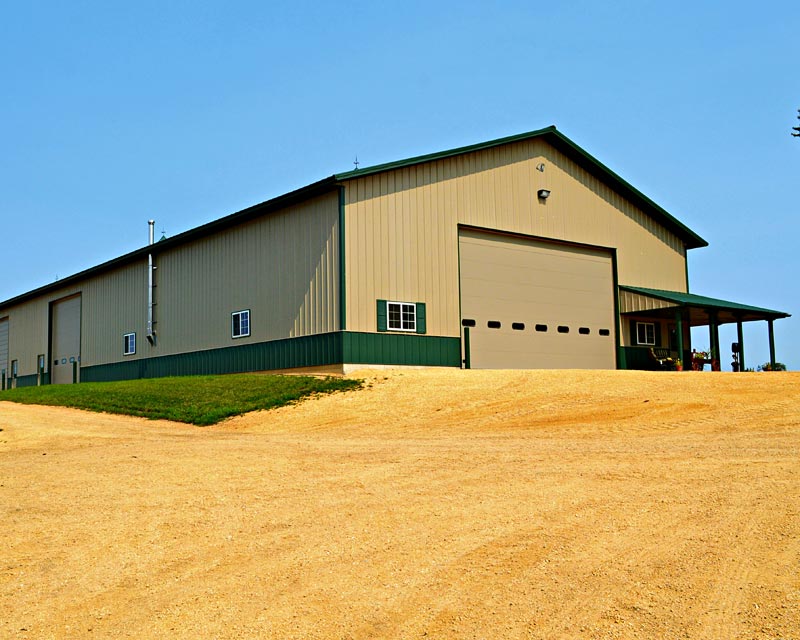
xmin=0 ymin=374 xmax=361 ymax=426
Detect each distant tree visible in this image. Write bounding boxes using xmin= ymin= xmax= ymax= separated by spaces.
xmin=794 ymin=109 xmax=800 ymax=137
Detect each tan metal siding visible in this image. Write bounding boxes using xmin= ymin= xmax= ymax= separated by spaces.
xmin=81 ymin=260 xmax=149 ymax=364
xmin=0 ymin=266 xmax=146 ymax=374
xmin=154 ymin=191 xmax=339 ymax=356
xmin=2 ymin=292 xmax=74 ymax=377
xmin=343 ymin=139 xmax=687 ymax=335
xmin=619 ymin=290 xmax=679 ymax=314
xmin=0 ymin=190 xmax=339 ymax=371
xmin=0 ymin=317 xmax=8 ymax=377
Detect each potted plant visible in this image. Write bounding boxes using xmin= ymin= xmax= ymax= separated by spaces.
xmin=675 ymin=358 xmax=683 ymax=371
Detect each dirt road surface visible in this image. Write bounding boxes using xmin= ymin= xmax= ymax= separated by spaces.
xmin=1 ymin=369 xmax=798 ymax=639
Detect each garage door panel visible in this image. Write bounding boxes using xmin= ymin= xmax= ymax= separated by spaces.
xmin=459 ymin=230 xmax=616 ymax=370
xmin=51 ymin=295 xmax=81 ymax=384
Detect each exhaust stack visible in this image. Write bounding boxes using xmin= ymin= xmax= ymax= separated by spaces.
xmin=147 ymin=220 xmax=156 ymax=345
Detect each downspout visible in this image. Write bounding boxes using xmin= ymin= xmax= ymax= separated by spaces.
xmin=147 ymin=220 xmax=157 ymax=345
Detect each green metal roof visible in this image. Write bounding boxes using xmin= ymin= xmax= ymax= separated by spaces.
xmin=1 ymin=127 xmax=711 ymax=310
xmin=0 ymin=177 xmax=338 ymax=310
xmin=335 ymin=125 xmax=708 ymax=250
xmin=620 ymin=286 xmax=790 ymax=321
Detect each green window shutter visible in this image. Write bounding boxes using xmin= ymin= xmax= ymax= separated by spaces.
xmin=415 ymin=302 xmax=426 ymax=334
xmin=654 ymin=321 xmax=662 ymax=347
xmin=377 ymin=299 xmax=387 ymax=332
xmin=630 ymin=319 xmax=638 ymax=345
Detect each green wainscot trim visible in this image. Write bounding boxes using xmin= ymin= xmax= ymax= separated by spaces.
xmin=14 ymin=374 xmax=41 ymax=388
xmin=80 ymin=331 xmax=461 ymax=383
xmin=343 ymin=332 xmax=461 ymax=367
xmin=620 ymin=346 xmax=656 ymax=371
xmin=82 ymin=333 xmax=344 ymax=383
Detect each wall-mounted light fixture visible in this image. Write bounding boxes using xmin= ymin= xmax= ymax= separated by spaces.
xmin=537 ymin=189 xmax=551 ymax=200
xmin=536 ymin=163 xmax=546 ymax=172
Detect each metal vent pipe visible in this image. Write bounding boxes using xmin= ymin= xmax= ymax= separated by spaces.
xmin=147 ymin=220 xmax=156 ymax=345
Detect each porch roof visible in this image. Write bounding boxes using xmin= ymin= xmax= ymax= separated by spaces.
xmin=619 ymin=286 xmax=791 ymax=325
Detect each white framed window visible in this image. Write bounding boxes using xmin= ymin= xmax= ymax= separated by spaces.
xmin=387 ymin=301 xmax=416 ymax=332
xmin=123 ymin=332 xmax=136 ymax=356
xmin=636 ymin=322 xmax=656 ymax=346
xmin=232 ymin=309 xmax=250 ymax=338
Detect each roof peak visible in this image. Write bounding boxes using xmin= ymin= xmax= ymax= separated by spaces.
xmin=334 ymin=126 xmax=707 ymax=250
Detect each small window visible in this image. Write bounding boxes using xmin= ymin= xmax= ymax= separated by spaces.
xmin=461 ymin=318 xmax=476 ymax=327
xmin=11 ymin=360 xmax=18 ymax=378
xmin=123 ymin=332 xmax=136 ymax=356
xmin=636 ymin=322 xmax=656 ymax=346
xmin=37 ymin=354 xmax=45 ymax=371
xmin=512 ymin=322 xmax=525 ymax=331
xmin=387 ymin=301 xmax=416 ymax=332
xmin=487 ymin=321 xmax=501 ymax=329
xmin=535 ymin=324 xmax=548 ymax=332
xmin=232 ymin=309 xmax=251 ymax=338
xmin=557 ymin=326 xmax=570 ymax=334
xmin=599 ymin=329 xmax=610 ymax=336
xmin=578 ymin=327 xmax=590 ymax=335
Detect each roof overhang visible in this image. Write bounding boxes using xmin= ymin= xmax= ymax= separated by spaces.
xmin=619 ymin=286 xmax=791 ymax=325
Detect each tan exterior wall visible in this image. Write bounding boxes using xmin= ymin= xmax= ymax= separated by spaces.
xmin=81 ymin=261 xmax=149 ymax=364
xmin=343 ymin=139 xmax=688 ymax=336
xmin=154 ymin=191 xmax=339 ymax=356
xmin=0 ymin=190 xmax=340 ymax=374
xmin=619 ymin=290 xmax=680 ymax=315
xmin=0 ymin=267 xmax=147 ymax=377
xmin=1 ymin=286 xmax=81 ymax=377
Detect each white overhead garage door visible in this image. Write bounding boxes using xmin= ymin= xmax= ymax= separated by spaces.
xmin=459 ymin=229 xmax=617 ymax=369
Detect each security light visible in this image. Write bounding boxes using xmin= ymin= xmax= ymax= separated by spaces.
xmin=537 ymin=189 xmax=551 ymax=200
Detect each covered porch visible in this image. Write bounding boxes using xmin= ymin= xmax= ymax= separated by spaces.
xmin=618 ymin=286 xmax=791 ymax=371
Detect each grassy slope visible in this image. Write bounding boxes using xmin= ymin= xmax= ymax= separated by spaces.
xmin=0 ymin=374 xmax=361 ymax=425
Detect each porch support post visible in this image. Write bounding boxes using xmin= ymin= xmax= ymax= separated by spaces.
xmin=736 ymin=320 xmax=745 ymax=372
xmin=675 ymin=309 xmax=685 ymax=370
xmin=768 ymin=319 xmax=776 ymax=369
xmin=708 ymin=310 xmax=720 ymax=363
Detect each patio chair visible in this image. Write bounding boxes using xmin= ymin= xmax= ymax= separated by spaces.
xmin=649 ymin=347 xmax=676 ymax=370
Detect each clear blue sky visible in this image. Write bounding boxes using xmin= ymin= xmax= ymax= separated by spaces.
xmin=1 ymin=1 xmax=798 ymax=369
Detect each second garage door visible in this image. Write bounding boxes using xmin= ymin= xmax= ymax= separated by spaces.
xmin=459 ymin=229 xmax=617 ymax=369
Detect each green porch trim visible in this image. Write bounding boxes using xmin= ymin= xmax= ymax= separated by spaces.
xmin=619 ymin=286 xmax=790 ymax=320
xmin=616 ymin=346 xmax=627 ymax=370
xmin=611 ymin=249 xmax=621 ymax=370
xmin=343 ymin=332 xmax=461 ymax=367
xmin=81 ymin=333 xmax=344 ymax=383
